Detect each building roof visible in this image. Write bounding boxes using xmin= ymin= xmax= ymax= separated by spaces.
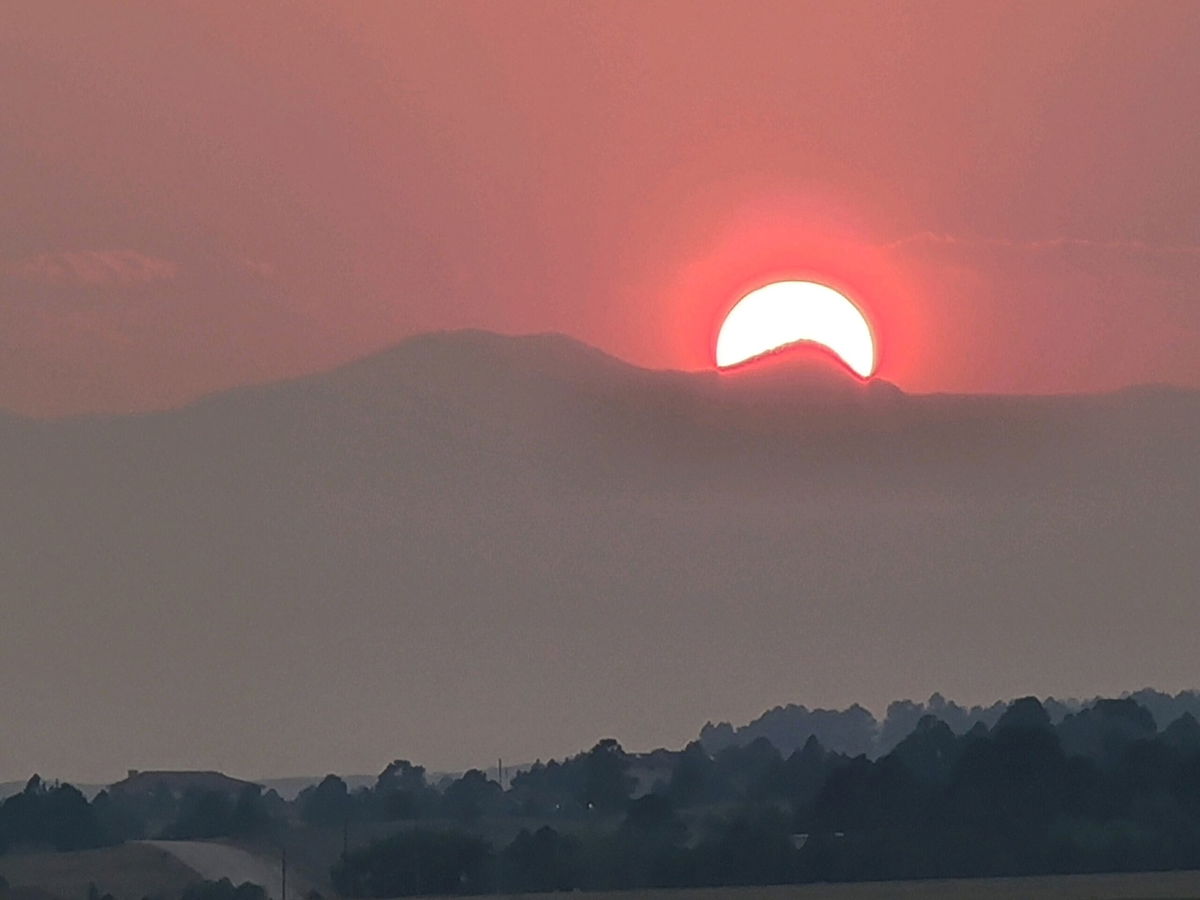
xmin=108 ymin=770 xmax=259 ymax=797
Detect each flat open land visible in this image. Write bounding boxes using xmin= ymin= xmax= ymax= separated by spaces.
xmin=0 ymin=843 xmax=197 ymax=900
xmin=0 ymin=840 xmax=321 ymax=900
xmin=3 ymin=853 xmax=1200 ymax=900
xmin=499 ymin=870 xmax=1200 ymax=900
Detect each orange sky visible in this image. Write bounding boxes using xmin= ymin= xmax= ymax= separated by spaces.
xmin=3 ymin=1 xmax=1200 ymax=415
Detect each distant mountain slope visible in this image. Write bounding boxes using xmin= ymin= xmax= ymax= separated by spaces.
xmin=1 ymin=330 xmax=1198 ymax=779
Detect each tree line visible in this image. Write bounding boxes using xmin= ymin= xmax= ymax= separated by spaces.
xmin=4 ymin=694 xmax=1200 ymax=895
xmin=700 ymin=687 xmax=1200 ymax=757
xmin=326 ymin=698 xmax=1200 ymax=894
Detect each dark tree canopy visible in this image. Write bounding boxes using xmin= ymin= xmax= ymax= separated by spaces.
xmin=8 ymin=692 xmax=1200 ymax=896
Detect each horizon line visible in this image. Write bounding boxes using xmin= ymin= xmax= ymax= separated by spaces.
xmin=3 ymin=327 xmax=1196 ymax=423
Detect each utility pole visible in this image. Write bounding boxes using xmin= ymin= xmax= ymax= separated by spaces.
xmin=498 ymin=757 xmax=504 ymax=789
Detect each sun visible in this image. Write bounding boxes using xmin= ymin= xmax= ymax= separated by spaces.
xmin=715 ymin=280 xmax=876 ymax=378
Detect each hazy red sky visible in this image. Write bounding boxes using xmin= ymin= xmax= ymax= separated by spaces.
xmin=4 ymin=1 xmax=1200 ymax=415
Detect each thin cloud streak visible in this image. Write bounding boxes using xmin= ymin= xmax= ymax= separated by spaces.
xmin=4 ymin=250 xmax=179 ymax=287
xmin=888 ymin=232 xmax=1200 ymax=259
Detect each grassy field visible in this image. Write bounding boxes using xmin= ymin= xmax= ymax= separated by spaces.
xmin=3 ymin=851 xmax=1199 ymax=900
xmin=485 ymin=870 xmax=1200 ymax=900
xmin=0 ymin=843 xmax=197 ymax=900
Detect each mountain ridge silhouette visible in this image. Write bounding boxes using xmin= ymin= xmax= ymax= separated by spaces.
xmin=1 ymin=328 xmax=1198 ymax=779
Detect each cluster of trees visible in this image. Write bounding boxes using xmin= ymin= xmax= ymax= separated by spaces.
xmin=297 ymin=760 xmax=445 ymax=826
xmin=701 ymin=688 xmax=1200 ymax=757
xmin=94 ymin=781 xmax=283 ymax=845
xmin=158 ymin=785 xmax=277 ymax=840
xmin=332 ymin=697 xmax=1200 ymax=895
xmin=331 ymin=803 xmax=817 ymax=896
xmin=0 ymin=776 xmax=101 ymax=853
xmin=6 ymin=692 xmax=1200 ymax=896
xmin=298 ymin=738 xmax=641 ymax=827
xmin=0 ymin=778 xmax=281 ymax=855
xmin=807 ymin=699 xmax=1200 ymax=879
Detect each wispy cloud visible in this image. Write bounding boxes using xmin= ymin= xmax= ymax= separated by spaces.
xmin=238 ymin=257 xmax=277 ymax=279
xmin=4 ymin=249 xmax=179 ymax=287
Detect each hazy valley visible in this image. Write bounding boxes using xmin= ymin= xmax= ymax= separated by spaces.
xmin=2 ymin=330 xmax=1198 ymax=780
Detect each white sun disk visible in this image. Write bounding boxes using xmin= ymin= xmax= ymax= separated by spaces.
xmin=715 ymin=281 xmax=876 ymax=378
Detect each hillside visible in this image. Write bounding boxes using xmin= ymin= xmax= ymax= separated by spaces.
xmin=0 ymin=844 xmax=197 ymax=900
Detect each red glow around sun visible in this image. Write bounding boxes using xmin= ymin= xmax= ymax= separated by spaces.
xmin=643 ymin=196 xmax=928 ymax=387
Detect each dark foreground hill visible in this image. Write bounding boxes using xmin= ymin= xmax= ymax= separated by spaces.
xmin=2 ymin=330 xmax=1199 ymax=777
